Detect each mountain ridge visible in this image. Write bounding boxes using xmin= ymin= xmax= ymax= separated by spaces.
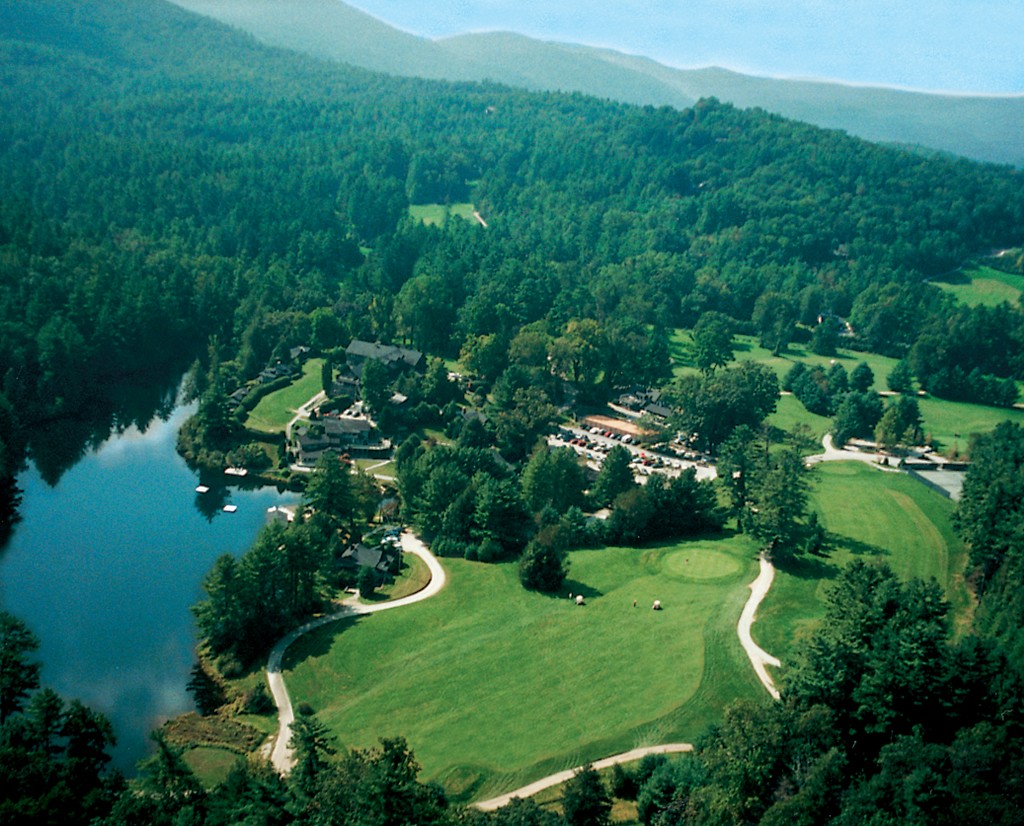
xmin=170 ymin=0 xmax=1024 ymax=167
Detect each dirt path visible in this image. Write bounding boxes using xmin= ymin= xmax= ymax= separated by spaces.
xmin=266 ymin=531 xmax=446 ymax=774
xmin=474 ymin=744 xmax=694 ymax=811
xmin=737 ymin=554 xmax=781 ymax=700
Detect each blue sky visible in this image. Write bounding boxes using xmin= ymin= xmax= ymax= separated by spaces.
xmin=348 ymin=1 xmax=1024 ymax=94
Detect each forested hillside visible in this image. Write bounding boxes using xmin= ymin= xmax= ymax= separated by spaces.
xmin=172 ymin=0 xmax=1024 ymax=168
xmin=3 ymin=0 xmax=1024 ymax=519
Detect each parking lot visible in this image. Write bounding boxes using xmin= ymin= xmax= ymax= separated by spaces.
xmin=549 ymin=425 xmax=717 ymax=483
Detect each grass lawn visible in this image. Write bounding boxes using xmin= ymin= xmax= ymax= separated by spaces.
xmin=409 ymin=203 xmax=477 ymax=227
xmin=671 ymin=328 xmax=1024 ymax=453
xmin=355 ymin=458 xmax=396 ymax=478
xmin=283 ymin=536 xmax=766 ymax=801
xmin=754 ymin=461 xmax=971 ymax=666
xmin=184 ymin=746 xmax=241 ymax=788
xmin=931 ymin=264 xmax=1024 ymax=308
xmin=245 ymin=358 xmax=325 ymax=434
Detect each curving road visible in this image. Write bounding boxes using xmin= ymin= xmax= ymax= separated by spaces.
xmin=266 ymin=531 xmax=446 ymax=774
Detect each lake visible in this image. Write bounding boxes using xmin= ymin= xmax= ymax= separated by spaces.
xmin=0 ymin=396 xmax=299 ymax=772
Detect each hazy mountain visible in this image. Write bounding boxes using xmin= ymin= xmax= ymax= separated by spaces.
xmin=170 ymin=0 xmax=1024 ymax=168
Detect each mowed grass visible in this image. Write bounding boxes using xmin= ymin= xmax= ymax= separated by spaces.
xmin=183 ymin=746 xmax=242 ymax=788
xmin=409 ymin=202 xmax=477 ymax=227
xmin=916 ymin=395 xmax=1024 ymax=455
xmin=754 ymin=461 xmax=971 ymax=664
xmin=670 ymin=328 xmax=1024 ymax=453
xmin=245 ymin=358 xmax=324 ymax=434
xmin=932 ymin=264 xmax=1024 ymax=308
xmin=283 ymin=536 xmax=766 ymax=800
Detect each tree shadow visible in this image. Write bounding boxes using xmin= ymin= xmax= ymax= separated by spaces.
xmin=831 ymin=533 xmax=890 ymax=558
xmin=561 ymin=579 xmax=605 ymax=600
xmin=773 ymin=553 xmax=840 ymax=581
xmin=281 ymin=613 xmax=360 ymax=669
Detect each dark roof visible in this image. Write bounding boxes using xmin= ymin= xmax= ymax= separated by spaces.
xmin=323 ymin=416 xmax=373 ymax=436
xmin=339 ymin=542 xmax=398 ymax=573
xmin=346 ymin=339 xmax=423 ymax=370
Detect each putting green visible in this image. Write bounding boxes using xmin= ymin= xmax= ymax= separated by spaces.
xmin=662 ymin=548 xmax=742 ymax=580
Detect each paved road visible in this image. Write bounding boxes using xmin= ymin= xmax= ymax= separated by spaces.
xmin=266 ymin=531 xmax=446 ymax=774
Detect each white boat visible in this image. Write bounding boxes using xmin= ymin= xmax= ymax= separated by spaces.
xmin=222 ymin=504 xmax=238 ymax=513
xmin=224 ymin=467 xmax=248 ymax=477
xmin=195 ymin=485 xmax=210 ymax=494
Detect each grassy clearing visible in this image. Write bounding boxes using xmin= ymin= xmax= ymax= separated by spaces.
xmin=245 ymin=358 xmax=325 ymax=434
xmin=183 ymin=746 xmax=241 ymax=788
xmin=932 ymin=264 xmax=1024 ymax=308
xmin=283 ymin=536 xmax=765 ymax=800
xmin=671 ymin=328 xmax=1024 ymax=451
xmin=754 ymin=461 xmax=971 ymax=664
xmin=409 ymin=202 xmax=477 ymax=227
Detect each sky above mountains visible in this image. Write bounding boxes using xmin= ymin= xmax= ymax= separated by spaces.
xmin=348 ymin=0 xmax=1024 ymax=94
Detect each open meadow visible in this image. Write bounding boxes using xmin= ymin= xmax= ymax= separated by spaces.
xmin=282 ymin=537 xmax=766 ymax=801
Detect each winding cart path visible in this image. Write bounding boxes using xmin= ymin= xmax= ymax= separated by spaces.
xmin=265 ymin=531 xmax=445 ymax=774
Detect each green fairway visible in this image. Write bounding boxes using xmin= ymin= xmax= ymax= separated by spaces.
xmin=932 ymin=264 xmax=1024 ymax=308
xmin=244 ymin=358 xmax=324 ymax=434
xmin=917 ymin=395 xmax=1024 ymax=455
xmin=283 ymin=537 xmax=765 ymax=800
xmin=754 ymin=461 xmax=971 ymax=662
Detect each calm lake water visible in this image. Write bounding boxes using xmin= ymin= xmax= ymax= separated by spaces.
xmin=0 ymin=398 xmax=299 ymax=772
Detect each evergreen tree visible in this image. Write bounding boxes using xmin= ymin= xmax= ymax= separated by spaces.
xmin=590 ymin=445 xmax=636 ymax=509
xmin=561 ymin=763 xmax=612 ymax=826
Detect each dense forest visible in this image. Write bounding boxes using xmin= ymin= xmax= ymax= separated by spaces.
xmin=4 ymin=0 xmax=1024 ymax=822
xmin=2 ymin=0 xmax=1024 ymax=507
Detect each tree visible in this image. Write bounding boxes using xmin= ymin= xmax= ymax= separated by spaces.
xmin=691 ymin=311 xmax=734 ymax=374
xmin=887 ymin=359 xmax=914 ymax=393
xmin=0 ymin=611 xmax=41 ymax=723
xmin=304 ymin=451 xmax=356 ymax=533
xmin=753 ymin=291 xmax=797 ymax=355
xmin=850 ymin=361 xmax=875 ymax=393
xmin=874 ymin=396 xmax=923 ymax=452
xmin=668 ymin=362 xmax=779 ymax=452
xmin=460 ymin=334 xmax=508 ymax=383
xmin=590 ymin=445 xmax=636 ymax=509
xmin=357 ymin=565 xmax=377 ymax=599
xmin=744 ymin=446 xmax=811 ymax=552
xmin=360 ymin=357 xmax=392 ymax=417
xmin=810 ymin=319 xmax=839 ymax=356
xmin=832 ymin=391 xmax=884 ymax=446
xmin=518 ymin=527 xmax=569 ymax=592
xmin=321 ymin=356 xmax=333 ymax=395
xmin=561 ymin=763 xmax=612 ymax=826
xmin=521 ymin=446 xmax=587 ymax=515
xmin=186 ymin=661 xmax=226 ymax=716
xmin=289 ymin=707 xmax=336 ymax=797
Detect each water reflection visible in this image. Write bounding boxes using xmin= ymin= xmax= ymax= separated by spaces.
xmin=0 ymin=382 xmax=299 ymax=772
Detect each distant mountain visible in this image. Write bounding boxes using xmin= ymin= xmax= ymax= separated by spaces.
xmin=170 ymin=0 xmax=1024 ymax=168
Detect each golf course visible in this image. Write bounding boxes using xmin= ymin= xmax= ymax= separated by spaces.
xmin=277 ymin=456 xmax=969 ymax=802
